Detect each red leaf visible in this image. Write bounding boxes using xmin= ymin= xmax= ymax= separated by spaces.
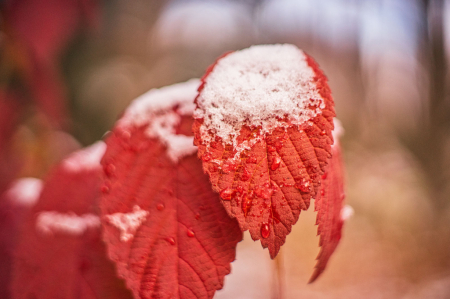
xmin=309 ymin=122 xmax=348 ymax=283
xmin=6 ymin=0 xmax=99 ymax=62
xmin=0 ymin=90 xmax=22 ymax=149
xmin=0 ymin=178 xmax=42 ymax=298
xmin=0 ymin=90 xmax=23 ymax=194
xmin=26 ymin=59 xmax=70 ymax=128
xmin=11 ymin=142 xmax=133 ymax=299
xmin=5 ymin=0 xmax=100 ymax=127
xmin=100 ymin=80 xmax=242 ymax=299
xmin=193 ymin=45 xmax=335 ymax=258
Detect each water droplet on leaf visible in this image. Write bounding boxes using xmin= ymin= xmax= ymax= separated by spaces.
xmin=101 ymin=185 xmax=110 ymax=194
xmin=187 ymin=229 xmax=195 ymax=238
xmin=104 ymin=163 xmax=116 ymax=177
xmin=220 ymin=187 xmax=233 ymax=200
xmin=242 ymin=192 xmax=254 ymax=217
xmin=121 ymin=130 xmax=131 ymax=140
xmin=271 ymin=156 xmax=282 ymax=171
xmin=261 ymin=223 xmax=270 ymax=238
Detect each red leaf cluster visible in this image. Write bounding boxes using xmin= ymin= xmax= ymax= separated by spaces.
xmin=11 ymin=144 xmax=133 ymax=299
xmin=6 ymin=44 xmax=349 ymax=299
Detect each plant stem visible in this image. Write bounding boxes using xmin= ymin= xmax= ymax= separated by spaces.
xmin=272 ymin=248 xmax=285 ymax=299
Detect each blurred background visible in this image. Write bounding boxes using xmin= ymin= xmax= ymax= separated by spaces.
xmin=1 ymin=0 xmax=450 ymax=298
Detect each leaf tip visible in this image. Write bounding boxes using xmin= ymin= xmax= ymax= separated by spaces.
xmin=307 ymin=269 xmax=322 ymax=284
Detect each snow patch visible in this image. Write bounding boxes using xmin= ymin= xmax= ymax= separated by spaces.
xmin=105 ymin=205 xmax=149 ymax=242
xmin=63 ymin=141 xmax=106 ymax=172
xmin=165 ymin=134 xmax=198 ymax=162
xmin=6 ymin=178 xmax=43 ymax=207
xmin=341 ymin=205 xmax=354 ymax=221
xmin=118 ymin=79 xmax=200 ymax=162
xmin=194 ymin=44 xmax=324 ymax=148
xmin=119 ymin=79 xmax=200 ymax=128
xmin=36 ymin=211 xmax=100 ymax=235
xmin=332 ymin=118 xmax=344 ymax=147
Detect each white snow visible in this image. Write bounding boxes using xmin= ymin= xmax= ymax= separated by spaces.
xmin=341 ymin=204 xmax=354 ymax=221
xmin=63 ymin=141 xmax=106 ymax=172
xmin=332 ymin=118 xmax=344 ymax=146
xmin=5 ymin=178 xmax=43 ymax=207
xmin=194 ymin=44 xmax=324 ymax=148
xmin=164 ymin=134 xmax=198 ymax=162
xmin=119 ymin=79 xmax=200 ymax=128
xmin=36 ymin=211 xmax=100 ymax=235
xmin=105 ymin=205 xmax=149 ymax=242
xmin=146 ymin=111 xmax=197 ymax=162
xmin=118 ymin=79 xmax=200 ymax=162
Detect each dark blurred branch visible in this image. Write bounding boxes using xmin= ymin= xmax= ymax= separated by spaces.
xmin=425 ymin=0 xmax=449 ymax=129
xmin=405 ymin=0 xmax=450 ymax=213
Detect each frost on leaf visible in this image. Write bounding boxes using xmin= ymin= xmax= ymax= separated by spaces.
xmin=11 ymin=144 xmax=133 ymax=299
xmin=309 ymin=119 xmax=347 ymax=283
xmin=116 ymin=79 xmax=200 ymax=163
xmin=105 ymin=205 xmax=149 ymax=242
xmin=193 ymin=44 xmax=335 ymax=258
xmin=4 ymin=178 xmax=43 ymax=207
xmin=63 ymin=141 xmax=106 ymax=172
xmin=101 ymin=80 xmax=242 ymax=299
xmin=36 ymin=211 xmax=100 ymax=235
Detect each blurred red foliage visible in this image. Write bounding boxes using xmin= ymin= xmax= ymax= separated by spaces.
xmin=2 ymin=0 xmax=100 ymax=127
xmin=11 ymin=144 xmax=132 ymax=299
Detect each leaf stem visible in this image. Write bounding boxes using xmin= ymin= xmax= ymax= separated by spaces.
xmin=272 ymin=248 xmax=285 ymax=299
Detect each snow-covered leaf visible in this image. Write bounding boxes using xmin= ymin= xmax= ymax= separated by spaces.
xmin=101 ymin=80 xmax=243 ymax=299
xmin=193 ymin=44 xmax=335 ymax=258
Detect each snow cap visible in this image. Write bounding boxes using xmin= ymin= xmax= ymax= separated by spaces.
xmin=63 ymin=141 xmax=106 ymax=172
xmin=119 ymin=79 xmax=201 ymax=162
xmin=194 ymin=44 xmax=324 ymax=147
